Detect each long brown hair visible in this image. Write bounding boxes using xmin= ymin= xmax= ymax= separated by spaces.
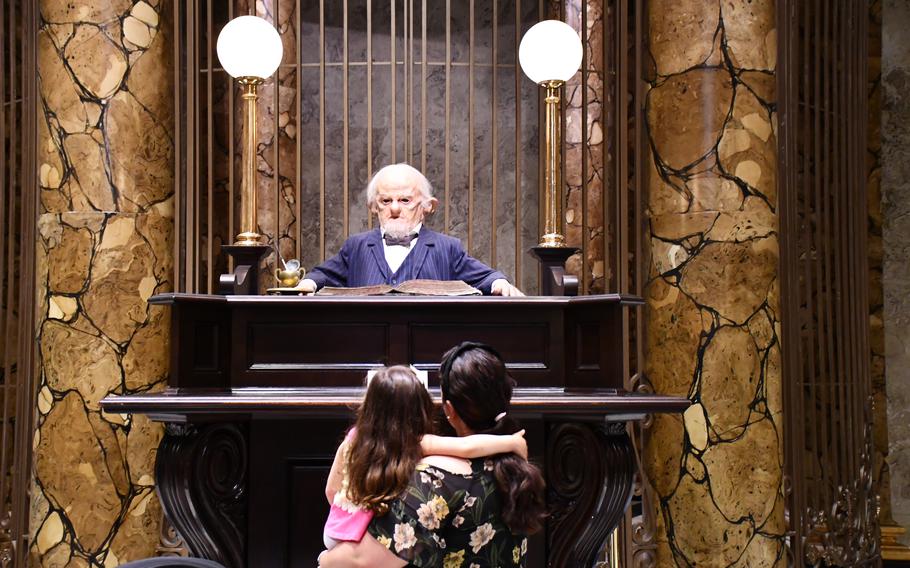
xmin=439 ymin=343 xmax=547 ymax=534
xmin=346 ymin=365 xmax=435 ymax=512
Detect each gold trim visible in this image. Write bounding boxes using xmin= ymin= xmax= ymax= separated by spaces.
xmin=882 ymin=524 xmax=910 ymax=561
xmin=539 ymin=79 xmax=567 ymax=248
xmin=234 ymin=76 xmax=265 ymax=247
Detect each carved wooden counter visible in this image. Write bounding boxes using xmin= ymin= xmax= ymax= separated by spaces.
xmin=101 ymin=293 xmax=689 ymax=568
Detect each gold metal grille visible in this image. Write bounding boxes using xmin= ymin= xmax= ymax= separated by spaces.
xmin=0 ymin=0 xmax=38 ymax=565
xmin=779 ymin=0 xmax=879 ymax=564
xmin=175 ymin=0 xmax=551 ymax=294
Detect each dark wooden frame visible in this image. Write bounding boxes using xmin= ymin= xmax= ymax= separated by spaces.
xmin=102 ymin=293 xmax=689 ymax=567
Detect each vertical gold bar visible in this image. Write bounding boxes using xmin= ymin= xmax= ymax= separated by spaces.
xmin=368 ymin=0 xmax=374 ymax=230
xmin=227 ymin=0 xmax=235 ymax=275
xmin=206 ymin=0 xmax=214 ymax=293
xmin=191 ymin=0 xmax=199 ymax=291
xmin=537 ymin=0 xmax=544 ymax=249
xmin=319 ymin=0 xmax=326 ymax=260
xmin=405 ymin=0 xmax=411 ymax=163
xmin=343 ymin=0 xmax=349 ymax=238
xmin=2 ymin=0 xmax=17 ymax=509
xmin=609 ymin=527 xmax=621 ymax=568
xmin=237 ymin=80 xmax=264 ymax=244
xmin=0 ymin=0 xmax=8 ymax=515
xmin=420 ymin=0 xmax=427 ymax=174
xmin=468 ymin=0 xmax=474 ymax=252
xmin=491 ymin=0 xmax=497 ymax=267
xmin=173 ymin=0 xmax=182 ymax=290
xmin=540 ymin=81 xmax=566 ymax=247
xmin=514 ymin=0 xmax=521 ymax=286
xmin=444 ymin=0 xmax=451 ymax=232
xmin=0 ymin=0 xmax=7 ymax=355
xmin=12 ymin=2 xmax=39 ymax=562
xmin=296 ymin=0 xmax=302 ymax=260
xmin=391 ymin=0 xmax=397 ymax=162
xmin=580 ymin=0 xmax=588 ymax=294
xmin=274 ymin=3 xmax=281 ymax=256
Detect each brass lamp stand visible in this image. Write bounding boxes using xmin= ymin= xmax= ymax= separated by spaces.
xmin=219 ymin=76 xmax=271 ymax=295
xmin=539 ymin=80 xmax=568 ymax=249
xmin=215 ymin=15 xmax=283 ymax=295
xmin=519 ymin=20 xmax=583 ymax=296
xmin=530 ymin=79 xmax=578 ymax=296
xmin=234 ymin=77 xmax=265 ymax=247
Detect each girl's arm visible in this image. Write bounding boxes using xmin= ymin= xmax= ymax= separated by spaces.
xmin=421 ymin=430 xmax=528 ymax=460
xmin=325 ymin=439 xmax=348 ymax=504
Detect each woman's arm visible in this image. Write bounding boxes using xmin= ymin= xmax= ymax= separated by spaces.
xmin=318 ymin=534 xmax=407 ymax=568
xmin=421 ymin=430 xmax=527 ymax=460
xmin=325 ymin=439 xmax=348 ymax=503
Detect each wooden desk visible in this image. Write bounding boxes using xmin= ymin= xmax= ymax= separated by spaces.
xmin=101 ymin=294 xmax=688 ymax=568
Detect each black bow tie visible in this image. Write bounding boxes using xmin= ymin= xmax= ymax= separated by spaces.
xmin=383 ymin=233 xmax=418 ymax=247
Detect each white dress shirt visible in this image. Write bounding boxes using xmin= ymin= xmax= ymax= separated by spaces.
xmin=381 ymin=223 xmax=421 ymax=274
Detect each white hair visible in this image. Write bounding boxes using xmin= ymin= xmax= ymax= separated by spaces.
xmin=365 ymin=163 xmax=435 ymax=211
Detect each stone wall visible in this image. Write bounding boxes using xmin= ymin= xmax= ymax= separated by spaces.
xmin=882 ymin=0 xmax=910 ymax=548
xmin=30 ymin=0 xmax=174 ymax=565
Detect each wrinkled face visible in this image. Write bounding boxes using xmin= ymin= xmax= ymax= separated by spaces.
xmin=370 ymin=174 xmax=428 ymax=237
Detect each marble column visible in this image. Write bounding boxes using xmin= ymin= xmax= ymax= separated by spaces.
xmin=31 ymin=1 xmax=174 ymax=566
xmin=564 ymin=0 xmax=607 ymax=294
xmin=642 ymin=1 xmax=786 ymax=565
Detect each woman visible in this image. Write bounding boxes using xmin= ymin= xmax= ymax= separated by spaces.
xmin=320 ymin=342 xmax=546 ymax=567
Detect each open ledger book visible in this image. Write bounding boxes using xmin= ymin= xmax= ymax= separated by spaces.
xmin=316 ymin=279 xmax=481 ymax=296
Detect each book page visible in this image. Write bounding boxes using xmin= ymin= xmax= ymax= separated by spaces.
xmin=316 ymin=284 xmax=395 ymax=296
xmin=392 ymin=279 xmax=482 ymax=296
xmin=314 ymin=280 xmax=481 ymax=296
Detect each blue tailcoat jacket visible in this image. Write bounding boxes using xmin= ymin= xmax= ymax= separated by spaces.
xmin=306 ymin=228 xmax=507 ymax=295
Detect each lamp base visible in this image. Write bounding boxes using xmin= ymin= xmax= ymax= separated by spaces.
xmin=530 ymin=246 xmax=578 ymax=296
xmin=219 ymin=244 xmax=272 ymax=295
xmin=232 ymin=231 xmax=265 ymax=247
xmin=882 ymin=523 xmax=910 ymax=561
xmin=537 ymin=233 xmax=567 ymax=248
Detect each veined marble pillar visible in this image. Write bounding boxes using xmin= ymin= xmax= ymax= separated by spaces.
xmin=565 ymin=0 xmax=607 ymax=294
xmin=642 ymin=1 xmax=786 ymax=565
xmin=31 ymin=1 xmax=174 ymax=565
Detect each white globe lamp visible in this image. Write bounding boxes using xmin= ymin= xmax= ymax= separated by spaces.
xmin=216 ymin=16 xmax=284 ymax=248
xmin=518 ymin=20 xmax=583 ymax=85
xmin=518 ymin=20 xmax=582 ymax=249
xmin=216 ymin=15 xmax=283 ymax=80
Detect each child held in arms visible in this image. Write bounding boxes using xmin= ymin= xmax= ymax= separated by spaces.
xmin=322 ymin=365 xmax=527 ymax=552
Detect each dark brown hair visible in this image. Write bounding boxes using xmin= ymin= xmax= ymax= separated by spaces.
xmin=346 ymin=365 xmax=435 ymax=512
xmin=439 ymin=342 xmax=547 ymax=535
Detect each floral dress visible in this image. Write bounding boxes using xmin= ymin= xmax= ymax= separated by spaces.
xmin=367 ymin=458 xmax=528 ymax=568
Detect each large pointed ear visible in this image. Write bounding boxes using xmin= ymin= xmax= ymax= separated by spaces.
xmin=424 ymin=197 xmax=439 ymax=215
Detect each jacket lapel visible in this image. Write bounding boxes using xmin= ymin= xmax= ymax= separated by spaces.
xmin=366 ymin=229 xmax=390 ymax=280
xmin=410 ymin=228 xmax=435 ymax=277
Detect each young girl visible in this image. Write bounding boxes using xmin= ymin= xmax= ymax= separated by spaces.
xmin=323 ymin=365 xmax=527 ymax=551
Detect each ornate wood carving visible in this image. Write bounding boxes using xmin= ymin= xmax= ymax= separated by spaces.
xmin=629 ymin=372 xmax=658 ymax=568
xmin=156 ymin=423 xmax=248 ymax=568
xmin=156 ymin=512 xmax=190 ymax=557
xmin=546 ymin=422 xmax=635 ymax=567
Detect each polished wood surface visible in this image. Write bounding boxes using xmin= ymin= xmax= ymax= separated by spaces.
xmin=152 ymin=293 xmax=642 ymax=389
xmin=103 ymin=387 xmax=689 ymax=417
